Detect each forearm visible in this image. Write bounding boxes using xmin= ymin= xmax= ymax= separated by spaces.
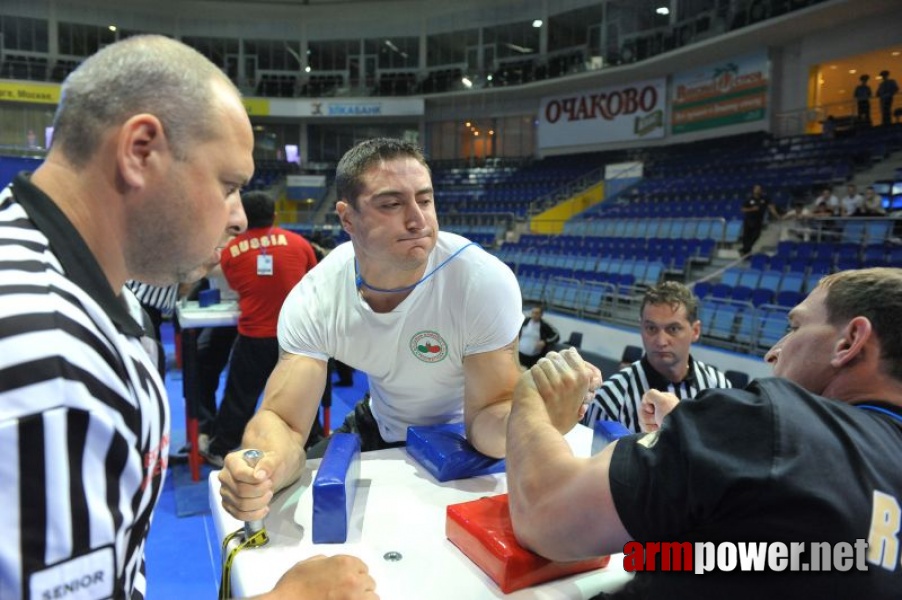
xmin=506 ymin=386 xmax=584 ymax=555
xmin=242 ymin=353 xmax=327 ymax=491
xmin=508 ymin=384 xmax=627 ymax=560
xmin=467 ymin=400 xmax=511 ymax=458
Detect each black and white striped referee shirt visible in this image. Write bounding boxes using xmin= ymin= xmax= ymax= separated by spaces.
xmin=125 ymin=281 xmax=179 ymax=317
xmin=581 ymin=354 xmax=732 ymax=433
xmin=0 ymin=174 xmax=169 ymax=600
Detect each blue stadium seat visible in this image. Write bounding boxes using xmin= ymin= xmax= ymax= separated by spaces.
xmin=755 ymin=304 xmax=791 ymax=350
xmin=721 ymin=267 xmax=742 ymax=288
xmin=734 ymin=307 xmax=758 ymax=348
xmin=738 ymin=268 xmax=763 ymax=289
xmin=757 ymin=270 xmax=781 ymax=293
xmin=751 ymin=287 xmax=774 ymax=307
xmin=749 ymin=253 xmax=769 ymax=271
xmin=778 ymin=271 xmax=805 ymax=294
xmin=862 ymin=244 xmax=888 ymax=267
xmin=693 ymin=280 xmax=712 ymax=299
xmin=709 ymin=303 xmax=739 ymax=340
xmin=731 ymin=285 xmax=753 ymax=303
xmin=775 ymin=290 xmax=804 ymax=308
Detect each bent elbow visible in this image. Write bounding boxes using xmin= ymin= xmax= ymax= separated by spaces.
xmin=509 ymin=491 xmax=571 ymax=561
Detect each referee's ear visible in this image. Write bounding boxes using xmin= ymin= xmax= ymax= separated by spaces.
xmin=117 ymin=113 xmax=167 ymax=192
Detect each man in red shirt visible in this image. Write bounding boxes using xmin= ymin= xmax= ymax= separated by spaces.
xmin=204 ymin=191 xmax=319 ymax=465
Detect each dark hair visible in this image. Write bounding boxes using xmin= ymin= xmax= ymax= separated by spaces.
xmin=335 ymin=138 xmax=430 ymax=209
xmin=818 ymin=268 xmax=902 ymax=382
xmin=640 ymin=281 xmax=699 ymax=323
xmin=241 ymin=191 xmax=276 ymax=229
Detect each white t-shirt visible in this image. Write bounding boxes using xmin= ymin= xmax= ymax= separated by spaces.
xmin=278 ymin=232 xmax=522 ymax=442
xmin=840 ymin=193 xmax=863 ymax=216
xmin=519 ymin=319 xmax=543 ymax=356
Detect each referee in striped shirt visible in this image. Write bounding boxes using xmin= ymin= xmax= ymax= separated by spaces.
xmin=582 ymin=281 xmax=732 ymax=433
xmin=0 ymin=35 xmax=253 ymax=600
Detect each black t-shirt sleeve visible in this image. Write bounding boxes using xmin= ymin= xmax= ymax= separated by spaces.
xmin=609 ymin=384 xmax=777 ymax=541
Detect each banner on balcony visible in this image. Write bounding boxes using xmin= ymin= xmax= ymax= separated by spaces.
xmin=537 ymin=78 xmax=666 ymax=150
xmin=671 ymin=51 xmax=769 ymax=135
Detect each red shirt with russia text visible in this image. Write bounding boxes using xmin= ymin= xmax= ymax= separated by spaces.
xmin=220 ymin=226 xmax=317 ymax=337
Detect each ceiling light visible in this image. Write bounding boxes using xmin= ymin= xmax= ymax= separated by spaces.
xmin=108 ymin=25 xmax=117 ymax=31
xmin=656 ymin=7 xmax=670 ymax=15
xmin=849 ymin=69 xmax=857 ymax=74
xmin=304 ymin=66 xmax=311 ymax=73
xmin=893 ymin=51 xmax=901 ymax=56
xmin=532 ymin=19 xmax=543 ymax=28
xmin=461 ymin=77 xmax=473 ymax=88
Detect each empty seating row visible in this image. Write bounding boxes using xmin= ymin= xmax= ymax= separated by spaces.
xmin=697 ymin=298 xmax=791 ymax=353
xmin=710 ymin=267 xmax=817 ymax=297
xmin=518 ymin=273 xmax=634 ymax=319
xmin=563 ymin=217 xmax=739 ymax=243
xmin=776 ymin=238 xmax=902 ymax=261
xmin=694 ymin=279 xmax=804 ymax=309
xmin=513 ymin=256 xmax=666 ymax=290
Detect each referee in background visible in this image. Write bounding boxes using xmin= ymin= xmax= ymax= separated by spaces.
xmin=581 ymin=281 xmax=732 ymax=433
xmin=125 ymin=280 xmax=180 ymax=377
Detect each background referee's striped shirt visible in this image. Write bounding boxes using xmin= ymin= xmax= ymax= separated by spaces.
xmin=126 ymin=281 xmax=180 ymax=316
xmin=0 ymin=174 xmax=169 ymax=600
xmin=582 ymin=354 xmax=732 ymax=433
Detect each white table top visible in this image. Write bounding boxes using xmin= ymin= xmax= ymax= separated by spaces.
xmin=175 ymin=300 xmax=240 ymax=329
xmin=209 ymin=425 xmax=632 ymax=599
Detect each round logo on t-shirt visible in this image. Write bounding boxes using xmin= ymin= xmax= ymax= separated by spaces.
xmin=410 ymin=331 xmax=448 ymax=363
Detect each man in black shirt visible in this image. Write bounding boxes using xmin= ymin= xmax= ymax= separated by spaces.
xmin=507 ymin=268 xmax=902 ymax=599
xmin=739 ymin=184 xmax=780 ymax=255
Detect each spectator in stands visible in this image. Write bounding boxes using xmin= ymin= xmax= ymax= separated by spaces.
xmin=877 ymin=70 xmax=899 ymax=127
xmin=203 ymin=191 xmax=320 ymax=466
xmin=861 ymin=185 xmax=887 ymax=216
xmin=811 ymin=186 xmax=839 ymax=217
xmin=740 ymin=184 xmax=780 ymax=255
xmin=580 ymin=281 xmax=731 ymax=433
xmin=854 ymin=74 xmax=872 ymax=126
xmin=218 ymin=138 xmax=528 ymax=524
xmin=518 ymin=304 xmax=561 ymax=368
xmin=840 ymin=183 xmax=864 ymax=217
xmin=507 ymin=268 xmax=902 ymax=599
xmin=780 ymin=199 xmax=813 ymax=241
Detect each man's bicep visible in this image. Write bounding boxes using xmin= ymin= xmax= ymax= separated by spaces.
xmin=463 ymin=337 xmax=520 ymax=409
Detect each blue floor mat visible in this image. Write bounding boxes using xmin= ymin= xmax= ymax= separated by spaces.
xmin=172 ymin=461 xmax=216 ymax=517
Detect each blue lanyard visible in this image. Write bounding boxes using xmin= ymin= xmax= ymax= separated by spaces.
xmin=355 ymin=241 xmax=478 ymax=293
xmin=857 ymin=404 xmax=902 ymax=426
